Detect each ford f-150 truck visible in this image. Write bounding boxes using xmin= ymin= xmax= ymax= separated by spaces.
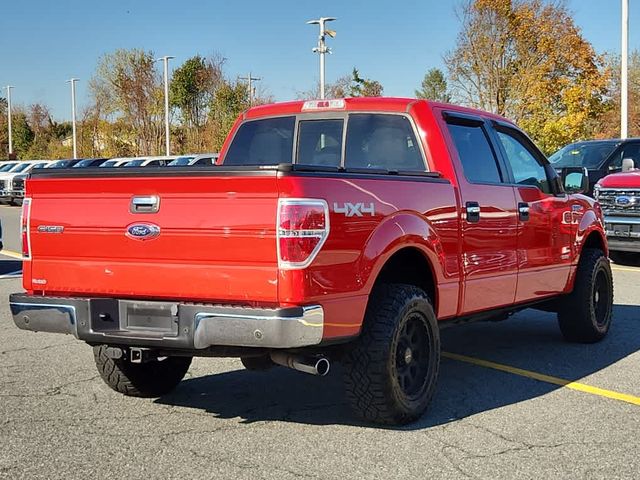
xmin=595 ymin=163 xmax=640 ymax=263
xmin=10 ymin=97 xmax=613 ymax=425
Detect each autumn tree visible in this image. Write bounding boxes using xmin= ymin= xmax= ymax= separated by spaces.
xmin=593 ymin=51 xmax=640 ymax=139
xmin=415 ymin=68 xmax=451 ymax=102
xmin=446 ymin=0 xmax=609 ymax=153
xmin=89 ymin=49 xmax=164 ymax=156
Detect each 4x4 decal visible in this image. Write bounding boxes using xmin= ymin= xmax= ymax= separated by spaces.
xmin=333 ymin=202 xmax=375 ymax=217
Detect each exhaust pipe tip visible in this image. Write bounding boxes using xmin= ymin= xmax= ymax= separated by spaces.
xmin=314 ymin=357 xmax=330 ymax=376
xmin=270 ymin=352 xmax=330 ymax=376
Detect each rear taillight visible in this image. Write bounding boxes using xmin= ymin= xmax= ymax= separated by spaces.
xmin=277 ymin=199 xmax=330 ymax=269
xmin=21 ymin=198 xmax=31 ymax=259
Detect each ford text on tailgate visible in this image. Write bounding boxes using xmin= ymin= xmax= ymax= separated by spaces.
xmin=10 ymin=97 xmax=612 ymax=425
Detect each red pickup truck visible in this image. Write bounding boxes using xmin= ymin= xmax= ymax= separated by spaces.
xmin=594 ymin=164 xmax=640 ymax=263
xmin=11 ymin=97 xmax=613 ymax=425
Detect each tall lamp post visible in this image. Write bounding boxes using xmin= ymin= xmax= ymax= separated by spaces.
xmin=621 ymin=0 xmax=629 ymax=139
xmin=156 ymin=56 xmax=174 ymax=155
xmin=66 ymin=78 xmax=79 ymax=158
xmin=6 ymin=86 xmax=14 ymax=159
xmin=307 ymin=17 xmax=336 ymax=99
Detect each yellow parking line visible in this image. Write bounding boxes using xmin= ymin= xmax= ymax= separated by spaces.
xmin=442 ymin=351 xmax=640 ymax=407
xmin=611 ymin=266 xmax=640 ymax=273
xmin=0 ymin=249 xmax=23 ymax=260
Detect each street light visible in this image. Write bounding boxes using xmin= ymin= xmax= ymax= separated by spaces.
xmin=5 ymin=86 xmax=14 ymax=159
xmin=66 ymin=78 xmax=79 ymax=159
xmin=307 ymin=17 xmax=336 ymax=99
xmin=621 ymin=0 xmax=629 ymax=139
xmin=156 ymin=56 xmax=174 ymax=155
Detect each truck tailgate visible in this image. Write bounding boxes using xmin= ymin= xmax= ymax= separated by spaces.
xmin=25 ymin=172 xmax=279 ymax=303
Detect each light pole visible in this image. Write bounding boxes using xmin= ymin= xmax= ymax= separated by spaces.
xmin=6 ymin=86 xmax=14 ymax=158
xmin=156 ymin=56 xmax=174 ymax=155
xmin=621 ymin=0 xmax=629 ymax=139
xmin=66 ymin=78 xmax=79 ymax=158
xmin=307 ymin=17 xmax=336 ymax=99
xmin=239 ymin=73 xmax=261 ymax=106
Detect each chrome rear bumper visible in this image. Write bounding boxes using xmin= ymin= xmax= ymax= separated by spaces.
xmin=9 ymin=294 xmax=324 ymax=349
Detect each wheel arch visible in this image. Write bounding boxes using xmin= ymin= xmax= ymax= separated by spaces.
xmin=359 ymin=212 xmax=446 ymax=314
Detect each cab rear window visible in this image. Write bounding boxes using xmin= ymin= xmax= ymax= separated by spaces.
xmin=224 ymin=116 xmax=295 ymax=165
xmin=222 ymin=113 xmax=425 ymax=171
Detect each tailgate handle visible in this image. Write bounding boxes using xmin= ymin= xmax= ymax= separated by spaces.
xmin=131 ymin=195 xmax=160 ymax=213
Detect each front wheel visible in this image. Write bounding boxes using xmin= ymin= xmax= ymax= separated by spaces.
xmin=93 ymin=346 xmax=192 ymax=397
xmin=343 ymin=284 xmax=440 ymax=425
xmin=557 ymin=248 xmax=613 ymax=343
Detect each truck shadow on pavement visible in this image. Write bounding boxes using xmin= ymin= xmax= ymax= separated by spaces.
xmin=156 ymin=304 xmax=640 ymax=429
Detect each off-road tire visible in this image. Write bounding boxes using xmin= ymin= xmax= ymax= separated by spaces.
xmin=241 ymin=355 xmax=275 ymax=371
xmin=343 ymin=284 xmax=440 ymax=425
xmin=93 ymin=346 xmax=192 ymax=397
xmin=558 ymin=248 xmax=613 ymax=343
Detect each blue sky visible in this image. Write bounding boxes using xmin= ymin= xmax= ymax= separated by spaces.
xmin=0 ymin=0 xmax=636 ymax=120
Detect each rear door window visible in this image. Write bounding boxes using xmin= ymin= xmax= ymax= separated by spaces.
xmin=345 ymin=114 xmax=425 ymax=171
xmin=297 ymin=119 xmax=344 ymax=167
xmin=225 ymin=116 xmax=295 ymax=165
xmin=446 ymin=123 xmax=503 ymax=184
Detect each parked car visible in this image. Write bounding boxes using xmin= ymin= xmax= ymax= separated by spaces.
xmin=122 ymin=156 xmax=175 ymax=167
xmin=549 ymin=138 xmax=640 ymax=195
xmin=0 ymin=162 xmax=20 ymax=172
xmin=168 ymin=153 xmax=219 ymax=166
xmin=0 ymin=161 xmax=50 ymax=204
xmin=9 ymin=161 xmax=52 ymax=205
xmin=594 ymin=159 xmax=640 ymax=263
xmin=72 ymin=158 xmax=108 ymax=168
xmin=99 ymin=158 xmax=132 ymax=168
xmin=47 ymin=159 xmax=83 ymax=169
xmin=10 ymin=97 xmax=612 ymax=425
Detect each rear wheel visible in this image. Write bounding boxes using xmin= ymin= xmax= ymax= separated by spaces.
xmin=93 ymin=345 xmax=192 ymax=397
xmin=343 ymin=284 xmax=440 ymax=425
xmin=557 ymin=248 xmax=613 ymax=343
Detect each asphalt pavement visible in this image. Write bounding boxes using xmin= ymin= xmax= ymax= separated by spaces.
xmin=0 ymin=204 xmax=639 ymax=479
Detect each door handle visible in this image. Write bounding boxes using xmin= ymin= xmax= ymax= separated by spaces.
xmin=131 ymin=195 xmax=160 ymax=213
xmin=465 ymin=202 xmax=481 ymax=223
xmin=518 ymin=202 xmax=530 ymax=221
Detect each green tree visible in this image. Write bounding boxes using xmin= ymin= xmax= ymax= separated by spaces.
xmin=415 ymin=68 xmax=451 ymax=102
xmin=348 ymin=68 xmax=384 ymax=97
xmin=208 ymin=80 xmax=250 ymax=151
xmin=170 ymin=55 xmax=224 ymax=151
xmin=12 ymin=111 xmax=34 ymax=158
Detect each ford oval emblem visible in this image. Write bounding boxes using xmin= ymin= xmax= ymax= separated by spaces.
xmin=615 ymin=195 xmax=631 ymax=206
xmin=126 ymin=223 xmax=160 ymax=240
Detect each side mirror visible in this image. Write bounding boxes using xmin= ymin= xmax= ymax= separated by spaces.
xmin=622 ymin=158 xmax=635 ymax=172
xmin=561 ymin=167 xmax=589 ymax=195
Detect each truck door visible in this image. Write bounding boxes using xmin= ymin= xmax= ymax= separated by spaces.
xmin=442 ymin=112 xmax=519 ymax=314
xmin=490 ymin=123 xmax=573 ymax=302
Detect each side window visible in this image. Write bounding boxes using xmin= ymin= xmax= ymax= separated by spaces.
xmin=345 ymin=114 xmax=425 ymax=171
xmin=496 ymin=131 xmax=551 ymax=193
xmin=446 ymin=123 xmax=503 ymax=183
xmin=297 ymin=119 xmax=344 ymax=167
xmin=618 ymin=143 xmax=640 ymax=168
xmin=195 ymin=157 xmax=213 ymax=165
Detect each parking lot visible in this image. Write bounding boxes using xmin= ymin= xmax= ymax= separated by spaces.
xmin=0 ymin=206 xmax=639 ymax=479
